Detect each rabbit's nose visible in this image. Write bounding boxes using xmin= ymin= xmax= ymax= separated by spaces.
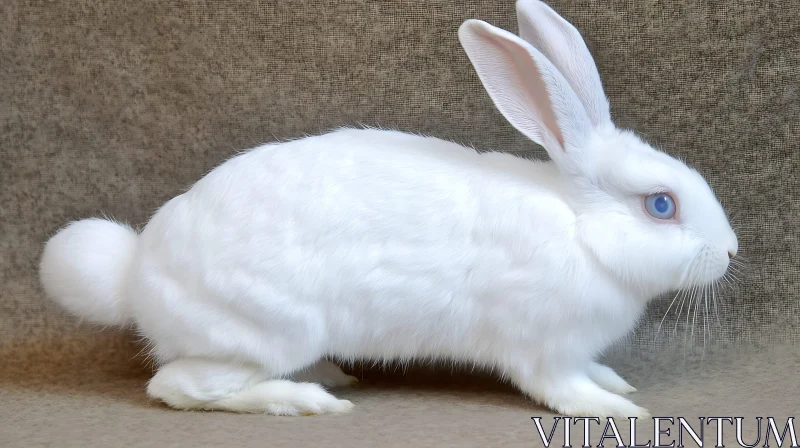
xmin=728 ymin=251 xmax=735 ymax=259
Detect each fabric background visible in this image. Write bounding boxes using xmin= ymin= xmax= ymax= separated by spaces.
xmin=1 ymin=1 xmax=798 ymax=445
xmin=3 ymin=0 xmax=797 ymax=351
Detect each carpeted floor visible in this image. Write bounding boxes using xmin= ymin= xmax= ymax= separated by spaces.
xmin=3 ymin=0 xmax=798 ymax=446
xmin=1 ymin=333 xmax=796 ymax=447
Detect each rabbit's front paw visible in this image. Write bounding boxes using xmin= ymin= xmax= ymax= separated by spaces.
xmin=554 ymin=389 xmax=651 ymax=419
xmin=520 ymin=372 xmax=649 ymax=418
xmin=587 ymin=362 xmax=637 ymax=394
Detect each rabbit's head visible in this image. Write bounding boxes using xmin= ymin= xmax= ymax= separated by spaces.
xmin=459 ymin=0 xmax=737 ymax=297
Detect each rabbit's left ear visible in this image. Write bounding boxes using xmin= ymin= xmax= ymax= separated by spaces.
xmin=515 ymin=0 xmax=611 ymax=127
xmin=459 ymin=19 xmax=593 ymax=163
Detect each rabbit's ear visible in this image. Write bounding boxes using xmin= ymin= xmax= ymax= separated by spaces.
xmin=515 ymin=0 xmax=610 ymax=127
xmin=459 ymin=19 xmax=591 ymax=161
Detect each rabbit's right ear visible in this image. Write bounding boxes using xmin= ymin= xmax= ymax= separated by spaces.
xmin=458 ymin=19 xmax=592 ymax=164
xmin=515 ymin=0 xmax=611 ymax=127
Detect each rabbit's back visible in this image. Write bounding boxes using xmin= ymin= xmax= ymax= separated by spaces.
xmin=128 ymin=128 xmax=586 ymax=366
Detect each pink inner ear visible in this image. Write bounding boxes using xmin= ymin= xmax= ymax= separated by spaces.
xmin=488 ymin=34 xmax=565 ymax=151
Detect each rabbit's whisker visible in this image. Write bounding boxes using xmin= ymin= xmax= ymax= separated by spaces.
xmin=658 ymin=289 xmax=684 ymax=334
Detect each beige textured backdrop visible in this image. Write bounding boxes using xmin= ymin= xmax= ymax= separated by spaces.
xmin=2 ymin=0 xmax=798 ymax=354
xmin=2 ymin=1 xmax=799 ymax=446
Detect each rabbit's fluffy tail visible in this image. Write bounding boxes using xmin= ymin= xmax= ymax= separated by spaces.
xmin=40 ymin=218 xmax=139 ymax=326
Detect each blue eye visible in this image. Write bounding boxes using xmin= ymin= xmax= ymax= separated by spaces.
xmin=645 ymin=193 xmax=676 ymax=220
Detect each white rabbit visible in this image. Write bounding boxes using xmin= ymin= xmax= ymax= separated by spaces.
xmin=40 ymin=0 xmax=737 ymax=418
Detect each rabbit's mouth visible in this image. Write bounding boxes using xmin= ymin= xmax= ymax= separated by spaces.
xmin=675 ymin=245 xmax=742 ymax=291
xmin=656 ymin=246 xmax=743 ymax=341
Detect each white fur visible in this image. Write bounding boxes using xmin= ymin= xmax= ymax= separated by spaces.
xmin=40 ymin=0 xmax=737 ymax=418
xmin=40 ymin=218 xmax=138 ymax=326
xmin=146 ymin=359 xmax=354 ymax=415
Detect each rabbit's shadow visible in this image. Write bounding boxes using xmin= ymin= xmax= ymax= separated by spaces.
xmin=335 ymin=360 xmax=539 ymax=411
xmin=0 ymin=333 xmax=543 ymax=413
